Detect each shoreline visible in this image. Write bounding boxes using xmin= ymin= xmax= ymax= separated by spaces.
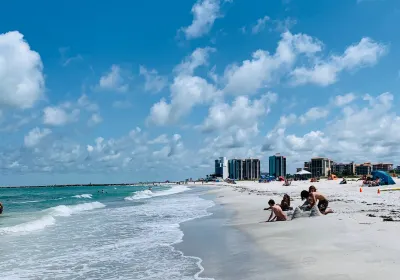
xmin=190 ymin=180 xmax=400 ymax=279
xmin=0 ymin=183 xmax=177 ymax=189
xmin=175 ymin=188 xmax=275 ymax=280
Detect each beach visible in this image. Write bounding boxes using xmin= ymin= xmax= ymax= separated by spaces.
xmin=2 ymin=181 xmax=400 ymax=279
xmin=196 ymin=179 xmax=400 ymax=280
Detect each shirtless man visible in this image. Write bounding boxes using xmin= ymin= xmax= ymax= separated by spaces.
xmin=307 ymin=187 xmax=333 ymax=215
xmin=264 ymin=199 xmax=287 ymax=222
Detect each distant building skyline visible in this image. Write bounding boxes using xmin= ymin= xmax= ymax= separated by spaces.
xmin=228 ymin=159 xmax=244 ymax=180
xmin=215 ymin=155 xmax=397 ymax=181
xmin=215 ymin=157 xmax=228 ymax=179
xmin=269 ymin=154 xmax=286 ymax=178
xmin=309 ymin=157 xmax=333 ymax=177
xmin=215 ymin=157 xmax=260 ymax=180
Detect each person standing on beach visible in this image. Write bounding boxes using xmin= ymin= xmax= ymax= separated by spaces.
xmin=264 ymin=199 xmax=287 ymax=222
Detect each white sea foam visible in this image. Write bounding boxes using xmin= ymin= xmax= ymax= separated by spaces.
xmin=12 ymin=200 xmax=42 ymax=204
xmin=0 ymin=216 xmax=56 ymax=234
xmin=47 ymin=201 xmax=105 ymax=217
xmin=72 ymin=194 xmax=92 ymax=199
xmin=1 ymin=190 xmax=214 ymax=280
xmin=124 ymin=185 xmax=189 ymax=201
xmin=0 ymin=202 xmax=105 ymax=235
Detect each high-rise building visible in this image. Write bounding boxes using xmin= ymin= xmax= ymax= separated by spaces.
xmin=304 ymin=161 xmax=311 ymax=172
xmin=215 ymin=157 xmax=228 ymax=179
xmin=355 ymin=163 xmax=372 ymax=175
xmin=243 ymin=158 xmax=260 ymax=180
xmin=310 ymin=157 xmax=332 ymax=177
xmin=228 ymin=159 xmax=244 ymax=180
xmin=332 ymin=162 xmax=355 ymax=175
xmin=372 ymin=163 xmax=393 ymax=172
xmin=269 ymin=154 xmax=287 ymax=177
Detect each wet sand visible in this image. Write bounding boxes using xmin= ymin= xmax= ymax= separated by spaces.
xmin=193 ymin=179 xmax=400 ymax=279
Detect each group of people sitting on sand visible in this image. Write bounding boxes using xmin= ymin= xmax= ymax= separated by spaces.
xmin=263 ymin=185 xmax=333 ymax=222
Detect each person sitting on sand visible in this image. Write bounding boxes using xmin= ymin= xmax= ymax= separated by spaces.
xmin=305 ymin=188 xmax=333 ymax=215
xmin=368 ymin=178 xmax=380 ymax=187
xmin=283 ymin=179 xmax=292 ymax=186
xmin=279 ymin=194 xmax=293 ymax=211
xmin=263 ymin=199 xmax=287 ymax=222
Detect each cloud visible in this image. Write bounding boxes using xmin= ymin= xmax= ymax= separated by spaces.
xmin=252 ymin=16 xmax=270 ymax=34
xmin=299 ymin=107 xmax=329 ymax=124
xmin=223 ymin=31 xmax=323 ymax=95
xmin=24 ymin=127 xmax=52 ymax=148
xmin=0 ymin=113 xmax=38 ymax=132
xmin=148 ymin=48 xmax=221 ymax=126
xmin=262 ymin=92 xmax=400 ymax=165
xmin=139 ymin=66 xmax=167 ymax=93
xmin=87 ymin=113 xmax=103 ymax=126
xmin=0 ymin=31 xmax=44 ymax=109
xmin=201 ymin=92 xmax=277 ymax=132
xmin=174 ymin=47 xmax=216 ymax=75
xmin=59 ymin=47 xmax=83 ymax=67
xmin=181 ymin=0 xmax=221 ymax=39
xmin=77 ymin=94 xmax=99 ymax=111
xmin=148 ymin=75 xmax=221 ymax=126
xmin=98 ymin=65 xmax=129 ymax=92
xmin=291 ymin=38 xmax=387 ymax=86
xmin=148 ymin=134 xmax=169 ymax=144
xmin=332 ymin=93 xmax=357 ymax=106
xmin=197 ymin=93 xmax=278 ymax=153
xmin=43 ymin=106 xmax=79 ymax=126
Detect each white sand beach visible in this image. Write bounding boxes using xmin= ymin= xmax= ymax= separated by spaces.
xmin=199 ymin=179 xmax=400 ymax=280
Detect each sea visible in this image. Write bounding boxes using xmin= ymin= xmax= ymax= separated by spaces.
xmin=0 ymin=184 xmax=215 ymax=280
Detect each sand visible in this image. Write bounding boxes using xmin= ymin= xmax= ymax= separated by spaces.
xmin=196 ymin=179 xmax=400 ymax=280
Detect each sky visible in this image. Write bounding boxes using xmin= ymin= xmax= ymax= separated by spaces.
xmin=1 ymin=0 xmax=400 ymax=186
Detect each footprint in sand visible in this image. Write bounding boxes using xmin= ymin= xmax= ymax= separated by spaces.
xmin=301 ymin=256 xmax=316 ymax=266
xmin=327 ymin=274 xmax=352 ymax=280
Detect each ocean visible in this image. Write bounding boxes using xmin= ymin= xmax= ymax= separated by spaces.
xmin=0 ymin=185 xmax=215 ymax=280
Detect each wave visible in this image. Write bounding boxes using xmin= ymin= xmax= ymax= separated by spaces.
xmin=11 ymin=200 xmax=42 ymax=204
xmin=0 ymin=202 xmax=105 ymax=235
xmin=72 ymin=194 xmax=92 ymax=199
xmin=124 ymin=185 xmax=190 ymax=201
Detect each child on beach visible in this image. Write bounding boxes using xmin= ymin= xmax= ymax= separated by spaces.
xmin=300 ymin=190 xmax=311 ymax=211
xmin=279 ymin=194 xmax=292 ymax=211
xmin=264 ymin=199 xmax=287 ymax=222
xmin=304 ymin=187 xmax=333 ymax=215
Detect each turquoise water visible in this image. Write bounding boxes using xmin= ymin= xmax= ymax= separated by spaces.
xmin=0 ymin=185 xmax=214 ymax=279
xmin=0 ymin=185 xmax=155 ymax=229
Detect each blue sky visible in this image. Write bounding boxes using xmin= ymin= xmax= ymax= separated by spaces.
xmin=1 ymin=0 xmax=400 ymax=185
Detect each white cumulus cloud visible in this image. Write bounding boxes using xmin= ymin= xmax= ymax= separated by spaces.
xmin=98 ymin=65 xmax=129 ymax=92
xmin=291 ymin=37 xmax=387 ymax=86
xmin=0 ymin=31 xmax=45 ymax=109
xmin=43 ymin=106 xmax=79 ymax=126
xmin=24 ymin=127 xmax=52 ymax=148
xmin=139 ymin=66 xmax=167 ymax=93
xmin=181 ymin=0 xmax=221 ymax=39
xmin=223 ymin=31 xmax=323 ymax=95
xmin=332 ymin=93 xmax=357 ymax=106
